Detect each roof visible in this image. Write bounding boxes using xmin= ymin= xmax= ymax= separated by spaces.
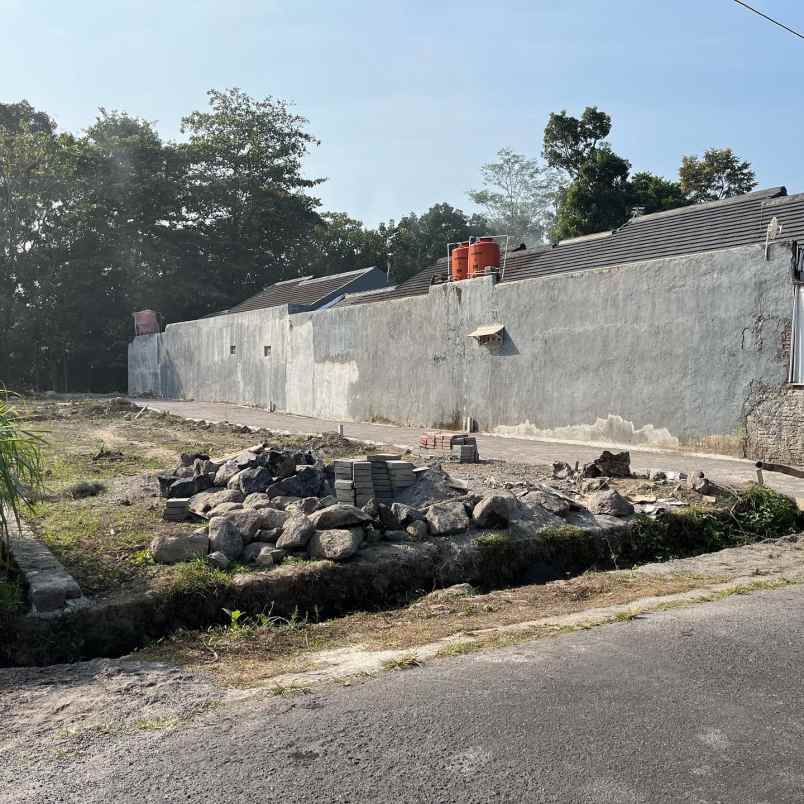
xmin=215 ymin=267 xmax=385 ymax=316
xmin=468 ymin=323 xmax=505 ymax=338
xmin=341 ymin=187 xmax=804 ymax=307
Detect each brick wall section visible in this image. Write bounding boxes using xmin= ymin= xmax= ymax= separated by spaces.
xmin=744 ymin=385 xmax=804 ymax=464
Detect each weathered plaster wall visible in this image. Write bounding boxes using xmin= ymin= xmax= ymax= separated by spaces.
xmin=128 ymin=243 xmax=797 ymax=454
xmin=744 ymin=384 xmax=804 ymax=463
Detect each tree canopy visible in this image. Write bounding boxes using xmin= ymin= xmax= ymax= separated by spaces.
xmin=679 ymin=147 xmax=757 ymax=203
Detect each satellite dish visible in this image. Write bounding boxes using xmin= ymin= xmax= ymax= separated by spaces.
xmin=765 ymin=216 xmax=783 ymax=260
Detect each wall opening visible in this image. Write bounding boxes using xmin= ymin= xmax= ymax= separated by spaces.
xmin=230 ymin=345 xmax=237 ymax=356
xmin=264 ymin=345 xmax=271 ymax=357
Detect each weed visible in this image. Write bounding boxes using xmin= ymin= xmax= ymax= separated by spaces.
xmin=134 ymin=716 xmax=180 ymax=731
xmin=130 ymin=549 xmax=155 ymax=567
xmin=614 ymin=610 xmax=639 ymax=622
xmin=166 ymin=558 xmax=231 ymax=599
xmin=0 ymin=577 xmax=23 ymax=613
xmin=269 ymin=682 xmax=312 ymax=697
xmin=435 ymin=640 xmax=478 ymax=658
xmin=382 ymin=653 xmax=422 ymax=671
xmin=223 ymin=608 xmax=246 ymax=630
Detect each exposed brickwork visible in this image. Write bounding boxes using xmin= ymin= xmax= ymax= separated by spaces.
xmin=744 ymin=384 xmax=804 ymax=464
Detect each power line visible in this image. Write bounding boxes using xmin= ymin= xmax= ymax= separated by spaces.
xmin=732 ymin=0 xmax=804 ymax=40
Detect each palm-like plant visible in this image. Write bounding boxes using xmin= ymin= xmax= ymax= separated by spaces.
xmin=0 ymin=390 xmax=43 ymax=551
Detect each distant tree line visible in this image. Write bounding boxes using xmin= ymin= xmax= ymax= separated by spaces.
xmin=0 ymin=91 xmax=756 ymax=392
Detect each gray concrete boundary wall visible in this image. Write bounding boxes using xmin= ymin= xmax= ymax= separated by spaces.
xmin=128 ymin=243 xmax=798 ymax=451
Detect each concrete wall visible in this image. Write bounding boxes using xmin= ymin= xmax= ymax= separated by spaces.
xmin=128 ymin=242 xmax=799 ymax=454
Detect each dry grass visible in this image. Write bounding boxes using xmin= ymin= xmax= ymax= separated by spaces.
xmin=14 ymin=398 xmax=370 ymax=597
xmin=140 ymin=569 xmax=731 ymax=687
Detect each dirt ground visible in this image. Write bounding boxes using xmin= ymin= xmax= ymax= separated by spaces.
xmin=13 ymin=398 xmax=377 ymax=599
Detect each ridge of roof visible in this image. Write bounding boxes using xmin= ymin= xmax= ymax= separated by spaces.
xmin=298 ymin=266 xmax=375 ymax=285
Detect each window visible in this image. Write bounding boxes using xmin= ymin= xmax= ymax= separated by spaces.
xmin=264 ymin=345 xmax=271 ymax=357
xmin=230 ymin=345 xmax=236 ymax=356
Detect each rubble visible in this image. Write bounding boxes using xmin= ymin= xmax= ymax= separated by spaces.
xmin=582 ymin=450 xmax=632 ymax=479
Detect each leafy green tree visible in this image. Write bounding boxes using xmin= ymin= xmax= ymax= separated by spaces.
xmin=297 ymin=211 xmax=387 ymax=278
xmin=552 ymin=146 xmax=631 ymax=240
xmin=468 ymin=148 xmax=558 ymax=245
xmin=679 ymin=147 xmax=757 ymax=203
xmin=629 ymin=171 xmax=688 ymax=215
xmin=543 ymin=107 xmax=612 ymax=177
xmin=180 ymin=88 xmax=322 ymax=309
xmin=382 ymin=203 xmax=489 ymax=283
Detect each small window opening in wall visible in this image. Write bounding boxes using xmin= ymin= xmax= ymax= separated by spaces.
xmin=230 ymin=345 xmax=237 ymax=356
xmin=264 ymin=345 xmax=271 ymax=357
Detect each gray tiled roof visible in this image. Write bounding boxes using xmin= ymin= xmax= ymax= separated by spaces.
xmin=342 ymin=187 xmax=804 ymax=307
xmin=217 ymin=267 xmax=385 ymax=315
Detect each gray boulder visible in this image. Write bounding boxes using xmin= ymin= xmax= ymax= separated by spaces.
xmin=242 ymin=492 xmax=276 ymax=510
xmin=254 ymin=546 xmax=275 ymax=567
xmin=318 ymin=495 xmax=338 ymax=508
xmin=582 ymin=450 xmax=631 ymax=479
xmin=208 ymin=517 xmax=244 ymax=560
xmin=267 ymin=466 xmax=324 ymax=499
xmin=286 ymin=496 xmax=320 ymax=515
xmin=309 ymin=503 xmax=372 ymax=530
xmin=150 ymin=530 xmax=209 ymax=564
xmin=263 ymin=449 xmax=296 ymax=479
xmin=276 ymin=513 xmax=315 ymax=550
xmin=472 ymin=493 xmax=517 ymax=528
xmin=520 ymin=486 xmax=575 ymax=516
xmin=188 ymin=488 xmax=243 ymax=518
xmin=391 ymin=502 xmax=424 ymax=525
xmin=425 ymin=500 xmax=470 ymax=535
xmin=384 ymin=530 xmax=410 ymax=543
xmin=308 ymin=528 xmax=364 ymax=561
xmin=214 ymin=460 xmax=240 ymax=487
xmin=270 ymin=495 xmax=302 ymax=510
xmin=207 ymin=551 xmax=230 ymax=570
xmin=235 ymin=449 xmax=260 ymax=470
xmin=406 ymin=520 xmax=428 ymax=540
xmin=168 ymin=475 xmax=210 ymax=499
xmin=254 ymin=527 xmax=280 ymax=542
xmin=586 ymin=489 xmax=634 ymax=517
xmin=242 ymin=541 xmax=275 ymax=563
xmin=237 ymin=466 xmax=273 ymax=495
xmin=207 ymin=502 xmax=244 ymax=517
xmin=256 ymin=508 xmax=289 ymax=531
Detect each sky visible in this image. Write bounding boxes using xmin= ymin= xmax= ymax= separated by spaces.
xmin=2 ymin=0 xmax=803 ymax=226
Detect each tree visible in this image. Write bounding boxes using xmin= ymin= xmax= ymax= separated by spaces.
xmin=543 ymin=107 xmax=612 ymax=178
xmin=180 ymin=88 xmax=323 ymax=309
xmin=383 ymin=203 xmax=489 ymax=283
xmin=679 ymin=147 xmax=757 ymax=203
xmin=296 ymin=212 xmax=387 ymax=278
xmin=468 ymin=148 xmax=559 ymax=246
xmin=629 ymin=171 xmax=688 ymax=215
xmin=552 ymin=146 xmax=631 ymax=240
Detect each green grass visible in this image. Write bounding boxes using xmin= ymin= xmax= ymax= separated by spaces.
xmin=164 ymin=557 xmax=232 ymax=599
xmin=0 ymin=577 xmax=24 ymax=613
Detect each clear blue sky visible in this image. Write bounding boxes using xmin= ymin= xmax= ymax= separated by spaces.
xmin=2 ymin=0 xmax=802 ymax=226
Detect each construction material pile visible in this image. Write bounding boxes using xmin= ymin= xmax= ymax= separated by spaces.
xmin=334 ymin=456 xmax=418 ymax=505
xmin=419 ymin=431 xmax=479 ymax=463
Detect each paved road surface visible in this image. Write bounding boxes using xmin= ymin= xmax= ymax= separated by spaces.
xmin=9 ymin=585 xmax=804 ymax=803
xmin=140 ymin=399 xmax=804 ymax=498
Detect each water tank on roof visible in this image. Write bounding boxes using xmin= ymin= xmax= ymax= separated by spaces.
xmin=468 ymin=238 xmax=500 ymax=276
xmin=450 ymin=243 xmax=469 ymax=281
xmin=133 ymin=310 xmax=160 ymax=336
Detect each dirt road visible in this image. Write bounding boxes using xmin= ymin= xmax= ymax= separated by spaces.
xmin=138 ymin=399 xmax=804 ymax=498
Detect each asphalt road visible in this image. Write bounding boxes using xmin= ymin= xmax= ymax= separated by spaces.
xmin=9 ymin=585 xmax=804 ymax=803
xmin=138 ymin=399 xmax=804 ymax=499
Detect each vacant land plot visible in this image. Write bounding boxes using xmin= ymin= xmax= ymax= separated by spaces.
xmin=15 ymin=398 xmax=374 ymax=599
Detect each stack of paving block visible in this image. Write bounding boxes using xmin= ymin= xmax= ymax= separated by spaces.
xmin=367 ymin=454 xmax=398 ymax=503
xmin=352 ymin=460 xmax=375 ymax=507
xmin=386 ymin=460 xmax=416 ymax=495
xmin=451 ymin=435 xmax=479 ymax=463
xmin=333 ymin=460 xmax=356 ymax=505
xmin=163 ymin=497 xmax=190 ymax=522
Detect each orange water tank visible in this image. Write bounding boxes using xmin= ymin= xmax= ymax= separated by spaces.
xmin=468 ymin=238 xmax=500 ymax=276
xmin=450 ymin=243 xmax=469 ymax=280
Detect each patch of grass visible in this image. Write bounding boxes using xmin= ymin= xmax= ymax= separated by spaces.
xmin=381 ymin=653 xmax=422 ymax=671
xmin=268 ymin=682 xmax=312 ymax=697
xmin=165 ymin=558 xmax=232 ymax=599
xmin=134 ymin=716 xmax=180 ymax=732
xmin=614 ymin=609 xmax=639 ymax=622
xmin=435 ymin=640 xmax=478 ymax=658
xmin=0 ymin=577 xmax=24 ymax=613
